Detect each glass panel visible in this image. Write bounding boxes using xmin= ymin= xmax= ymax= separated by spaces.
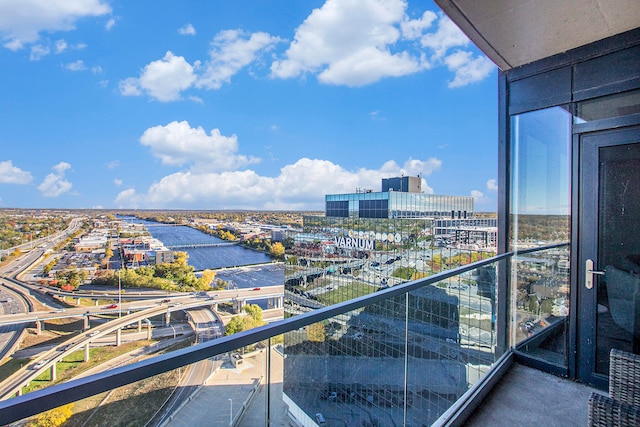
xmin=512 ymin=246 xmax=570 ymax=365
xmin=510 ymin=107 xmax=571 ymax=367
xmin=596 ymin=142 xmax=640 ymax=374
xmin=2 ymin=255 xmax=510 ymax=426
xmin=575 ymin=89 xmax=640 ymax=123
xmin=283 ymin=260 xmax=502 ymax=426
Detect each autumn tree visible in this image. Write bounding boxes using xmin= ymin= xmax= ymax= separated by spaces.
xmin=270 ymin=242 xmax=285 ymax=259
xmin=28 ymin=403 xmax=74 ymax=427
xmin=224 ymin=304 xmax=264 ymax=336
xmin=224 ymin=316 xmax=246 ymax=336
xmin=197 ymin=269 xmax=216 ymax=290
xmin=104 ymin=245 xmax=114 ymax=269
xmin=244 ymin=303 xmax=264 ymax=326
xmin=307 ymin=323 xmax=326 ymax=342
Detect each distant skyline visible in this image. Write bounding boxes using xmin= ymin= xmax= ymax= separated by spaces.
xmin=0 ymin=0 xmax=498 ymax=211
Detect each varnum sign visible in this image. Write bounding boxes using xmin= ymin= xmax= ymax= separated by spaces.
xmin=334 ymin=236 xmax=375 ymax=251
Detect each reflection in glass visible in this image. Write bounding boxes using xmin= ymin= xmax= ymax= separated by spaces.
xmin=284 ymin=263 xmax=500 ymax=425
xmin=512 ymin=246 xmax=570 ymax=366
xmin=575 ymin=89 xmax=640 ymax=123
xmin=510 ymin=107 xmax=571 ymax=367
xmin=596 ymin=143 xmax=640 ymax=374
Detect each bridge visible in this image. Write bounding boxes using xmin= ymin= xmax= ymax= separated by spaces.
xmin=166 ymin=241 xmax=240 ymax=249
xmin=121 ymin=219 xmax=182 ymax=227
xmin=0 ymin=285 xmax=285 ymax=399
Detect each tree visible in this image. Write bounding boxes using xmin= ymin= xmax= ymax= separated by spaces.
xmin=224 ymin=304 xmax=264 ymax=336
xmin=28 ymin=403 xmax=73 ymax=427
xmin=285 ymin=255 xmax=298 ymax=265
xmin=244 ymin=304 xmax=264 ymax=326
xmin=307 ymin=323 xmax=326 ymax=342
xmin=224 ymin=316 xmax=246 ymax=336
xmin=42 ymin=259 xmax=56 ymax=274
xmin=197 ymin=269 xmax=216 ymax=290
xmin=104 ymin=245 xmax=114 ymax=270
xmin=270 ymin=242 xmax=285 ymax=259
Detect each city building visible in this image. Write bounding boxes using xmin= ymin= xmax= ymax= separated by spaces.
xmin=381 ymin=175 xmax=422 ymax=193
xmin=326 ymin=176 xmax=474 ymax=219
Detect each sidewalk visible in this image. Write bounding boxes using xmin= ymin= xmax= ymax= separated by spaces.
xmin=163 ymin=347 xmax=293 ymax=427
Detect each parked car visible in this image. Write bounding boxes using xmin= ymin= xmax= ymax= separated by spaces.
xmin=315 ymin=413 xmax=326 ymax=425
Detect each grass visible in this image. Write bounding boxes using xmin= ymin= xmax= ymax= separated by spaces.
xmin=66 ymin=370 xmax=181 ymax=427
xmin=18 ymin=337 xmax=196 ymax=426
xmin=64 ymin=338 xmax=195 ymax=427
xmin=21 ymin=341 xmax=157 ymax=394
xmin=316 ymin=282 xmax=378 ymax=305
xmin=0 ymin=358 xmax=29 ymax=381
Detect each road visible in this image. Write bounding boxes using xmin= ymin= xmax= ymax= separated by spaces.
xmin=163 ymin=346 xmax=287 ymax=427
xmin=0 ymin=217 xmax=84 ymax=360
xmin=154 ymin=307 xmax=224 ymax=426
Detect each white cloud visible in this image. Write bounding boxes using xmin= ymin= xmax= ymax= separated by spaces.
xmin=65 ymin=59 xmax=86 ymax=71
xmin=0 ymin=160 xmax=33 ymax=184
xmin=119 ymin=51 xmax=197 ymax=102
xmin=470 ymin=189 xmax=488 ymax=204
xmin=38 ymin=161 xmax=72 ymax=197
xmin=444 ymin=50 xmax=494 ymax=88
xmin=118 ymin=77 xmax=140 ymax=96
xmin=178 ymin=23 xmax=196 ymax=36
xmin=401 ymin=10 xmax=437 ymax=40
xmin=317 ymin=47 xmax=422 ymax=87
xmin=107 ymin=160 xmax=120 ymax=169
xmin=271 ymin=0 xmax=424 ymax=87
xmin=29 ymin=38 xmax=86 ymax=60
xmin=113 ymin=178 xmax=123 ymax=186
xmin=197 ymin=29 xmax=283 ymax=90
xmin=120 ymin=30 xmax=281 ymax=101
xmin=270 ymin=1 xmax=492 ymax=88
xmin=0 ymin=0 xmax=111 ymax=50
xmin=415 ymin=13 xmax=495 ymax=88
xmin=105 ymin=17 xmax=116 ymax=31
xmin=419 ymin=14 xmax=469 ymax=59
xmin=54 ymin=39 xmax=67 ymax=53
xmin=29 ymin=44 xmax=50 ymax=60
xmin=140 ymin=120 xmax=260 ymax=172
xmin=114 ymin=156 xmax=441 ymax=210
xmin=53 ymin=161 xmax=71 ymax=174
xmin=487 ymin=179 xmax=497 ymax=191
xmin=91 ymin=65 xmax=103 ymax=74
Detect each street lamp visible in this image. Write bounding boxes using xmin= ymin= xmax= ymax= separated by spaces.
xmin=228 ymin=398 xmax=233 ymax=424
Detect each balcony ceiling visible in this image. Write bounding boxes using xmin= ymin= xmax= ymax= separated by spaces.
xmin=435 ymin=0 xmax=640 ymax=70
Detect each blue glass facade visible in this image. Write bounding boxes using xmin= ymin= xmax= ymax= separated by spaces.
xmin=325 ymin=192 xmax=474 ymax=219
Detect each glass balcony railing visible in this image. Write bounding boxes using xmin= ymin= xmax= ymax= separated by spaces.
xmin=0 ymin=245 xmax=566 ymax=426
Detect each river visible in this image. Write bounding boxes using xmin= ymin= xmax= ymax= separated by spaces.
xmin=119 ymin=216 xmax=272 ymax=271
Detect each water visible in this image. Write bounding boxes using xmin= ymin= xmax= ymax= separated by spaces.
xmin=118 ymin=216 xmax=272 ymax=271
xmin=119 ymin=216 xmax=282 ymax=308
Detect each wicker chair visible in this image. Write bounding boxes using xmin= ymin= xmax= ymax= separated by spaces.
xmin=589 ymin=349 xmax=640 ymax=426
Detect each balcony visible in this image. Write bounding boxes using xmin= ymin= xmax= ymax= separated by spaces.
xmin=0 ymin=244 xmax=583 ymax=426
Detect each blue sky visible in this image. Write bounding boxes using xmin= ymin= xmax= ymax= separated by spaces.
xmin=0 ymin=0 xmax=498 ymax=211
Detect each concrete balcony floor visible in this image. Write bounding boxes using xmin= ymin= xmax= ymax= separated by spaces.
xmin=464 ymin=363 xmax=599 ymax=426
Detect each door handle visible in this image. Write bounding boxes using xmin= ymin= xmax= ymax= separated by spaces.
xmin=585 ymin=259 xmax=605 ymax=289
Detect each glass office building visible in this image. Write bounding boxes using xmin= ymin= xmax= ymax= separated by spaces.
xmin=326 ymin=192 xmax=474 ymax=219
